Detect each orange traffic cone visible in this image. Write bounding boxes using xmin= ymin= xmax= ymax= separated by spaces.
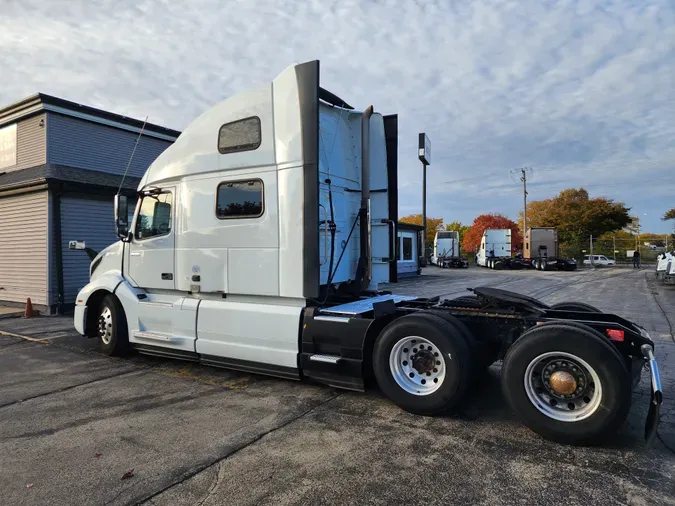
xmin=24 ymin=298 xmax=33 ymax=318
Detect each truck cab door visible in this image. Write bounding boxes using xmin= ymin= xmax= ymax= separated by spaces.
xmin=127 ymin=188 xmax=176 ymax=290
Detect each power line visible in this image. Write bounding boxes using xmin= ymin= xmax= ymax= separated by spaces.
xmin=439 ymin=149 xmax=675 ymax=186
xmin=466 ymin=176 xmax=675 ymax=196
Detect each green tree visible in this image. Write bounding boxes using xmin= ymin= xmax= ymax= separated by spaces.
xmin=624 ymin=216 xmax=640 ymax=235
xmin=445 ymin=221 xmax=470 ymax=243
xmin=663 ymin=208 xmax=675 ymax=222
xmin=519 ymin=188 xmax=631 ymax=258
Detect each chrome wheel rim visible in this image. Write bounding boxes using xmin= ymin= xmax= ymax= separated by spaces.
xmin=524 ymin=351 xmax=602 ymax=422
xmin=98 ymin=306 xmax=113 ymax=345
xmin=389 ymin=336 xmax=445 ymax=395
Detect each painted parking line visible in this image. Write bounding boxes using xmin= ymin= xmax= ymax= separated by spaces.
xmin=0 ymin=330 xmax=49 ymax=344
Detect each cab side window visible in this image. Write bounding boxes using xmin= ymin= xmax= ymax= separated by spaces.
xmin=135 ymin=192 xmax=173 ymax=239
xmin=216 ymin=179 xmax=264 ymax=219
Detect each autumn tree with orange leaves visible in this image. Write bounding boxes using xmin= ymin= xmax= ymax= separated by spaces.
xmin=462 ymin=214 xmax=522 ymax=254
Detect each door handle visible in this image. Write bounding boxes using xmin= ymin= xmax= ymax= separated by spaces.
xmin=130 ymin=252 xmax=142 ymax=257
xmin=161 ymin=273 xmax=173 ymax=280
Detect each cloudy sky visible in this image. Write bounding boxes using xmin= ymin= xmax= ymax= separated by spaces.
xmin=2 ymin=0 xmax=674 ymax=232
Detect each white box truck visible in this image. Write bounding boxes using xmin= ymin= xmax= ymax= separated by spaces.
xmin=70 ymin=60 xmax=661 ymax=446
xmin=431 ymin=231 xmax=468 ymax=268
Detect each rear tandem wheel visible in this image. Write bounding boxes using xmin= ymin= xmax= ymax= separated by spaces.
xmin=501 ymin=322 xmax=631 ymax=444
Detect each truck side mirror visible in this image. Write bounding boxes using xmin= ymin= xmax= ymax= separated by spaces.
xmin=114 ymin=194 xmax=129 ymax=239
xmin=69 ymin=240 xmax=86 ymax=250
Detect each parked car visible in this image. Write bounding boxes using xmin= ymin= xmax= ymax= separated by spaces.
xmin=583 ymin=255 xmax=616 ymax=266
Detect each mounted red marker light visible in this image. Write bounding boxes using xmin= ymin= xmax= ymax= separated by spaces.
xmin=606 ymin=329 xmax=625 ymax=342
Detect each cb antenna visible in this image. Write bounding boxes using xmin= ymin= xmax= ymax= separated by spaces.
xmin=117 ymin=116 xmax=149 ymax=195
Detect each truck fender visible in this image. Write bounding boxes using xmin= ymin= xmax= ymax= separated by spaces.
xmin=75 ymin=271 xmax=124 ymax=306
xmin=75 ymin=273 xmax=144 ymax=338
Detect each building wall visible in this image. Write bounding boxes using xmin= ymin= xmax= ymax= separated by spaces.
xmin=47 ymin=113 xmax=173 ymax=178
xmin=59 ymin=195 xmax=120 ymax=301
xmin=51 ymin=194 xmax=138 ymax=304
xmin=0 ymin=190 xmax=49 ymax=305
xmin=0 ymin=114 xmax=47 ymax=173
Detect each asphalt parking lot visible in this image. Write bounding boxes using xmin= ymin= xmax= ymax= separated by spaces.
xmin=1 ymin=267 xmax=674 ymax=506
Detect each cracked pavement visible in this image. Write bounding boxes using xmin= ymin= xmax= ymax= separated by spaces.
xmin=1 ymin=267 xmax=674 ymax=506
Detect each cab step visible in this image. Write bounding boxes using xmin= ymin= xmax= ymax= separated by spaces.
xmin=309 ymin=354 xmax=342 ymax=364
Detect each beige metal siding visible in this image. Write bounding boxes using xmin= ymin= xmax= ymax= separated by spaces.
xmin=0 ymin=191 xmax=48 ymax=305
xmin=3 ymin=114 xmax=48 ymax=172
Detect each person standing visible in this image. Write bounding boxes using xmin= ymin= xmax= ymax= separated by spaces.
xmin=633 ymin=249 xmax=640 ymax=268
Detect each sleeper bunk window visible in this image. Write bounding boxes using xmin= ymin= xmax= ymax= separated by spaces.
xmin=216 ymin=179 xmax=264 ymax=219
xmin=217 ymin=116 xmax=262 ymax=154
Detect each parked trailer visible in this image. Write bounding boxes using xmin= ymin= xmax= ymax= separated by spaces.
xmin=524 ymin=227 xmax=577 ymax=271
xmin=432 ymin=231 xmax=468 ymax=268
xmin=71 ymin=60 xmax=661 ymax=447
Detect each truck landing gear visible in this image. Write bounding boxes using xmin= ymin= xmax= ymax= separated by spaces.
xmin=373 ymin=313 xmax=473 ymax=415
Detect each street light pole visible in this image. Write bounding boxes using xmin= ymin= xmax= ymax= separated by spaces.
xmin=418 ymin=133 xmax=431 ymax=260
xmin=422 ymin=162 xmax=427 ymax=256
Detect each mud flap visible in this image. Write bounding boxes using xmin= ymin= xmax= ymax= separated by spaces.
xmin=645 ymin=389 xmax=661 ymax=447
xmin=641 ymin=344 xmax=663 ymax=447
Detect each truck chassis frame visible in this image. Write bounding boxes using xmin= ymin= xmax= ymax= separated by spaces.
xmin=299 ymin=286 xmax=662 ymax=446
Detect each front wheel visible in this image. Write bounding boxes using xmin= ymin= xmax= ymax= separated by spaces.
xmin=97 ymin=294 xmax=129 ymax=356
xmin=373 ymin=313 xmax=473 ymax=415
xmin=501 ymin=323 xmax=631 ymax=444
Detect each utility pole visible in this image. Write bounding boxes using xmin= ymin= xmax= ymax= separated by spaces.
xmin=590 ymin=235 xmax=594 ymax=267
xmin=511 ymin=167 xmax=531 ymax=237
xmin=520 ymin=167 xmax=528 ymax=234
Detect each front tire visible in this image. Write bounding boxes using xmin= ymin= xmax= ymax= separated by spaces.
xmin=501 ymin=323 xmax=631 ymax=444
xmin=97 ymin=294 xmax=129 ymax=356
xmin=373 ymin=313 xmax=473 ymax=415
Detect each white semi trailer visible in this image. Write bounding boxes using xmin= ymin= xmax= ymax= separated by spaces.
xmin=71 ymin=60 xmax=661 ymax=446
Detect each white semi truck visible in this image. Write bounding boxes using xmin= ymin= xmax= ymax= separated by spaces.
xmin=656 ymin=251 xmax=674 ymax=283
xmin=431 ymin=231 xmax=468 ymax=268
xmin=71 ymin=60 xmax=661 ymax=446
xmin=476 ymin=229 xmax=512 ymax=268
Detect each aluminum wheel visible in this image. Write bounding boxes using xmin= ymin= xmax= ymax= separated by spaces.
xmin=98 ymin=306 xmax=113 ymax=345
xmin=524 ymin=351 xmax=602 ymax=422
xmin=389 ymin=336 xmax=446 ymax=395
